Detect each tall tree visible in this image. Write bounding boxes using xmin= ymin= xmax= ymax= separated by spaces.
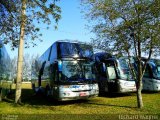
xmin=0 ymin=0 xmax=61 ymax=103
xmin=82 ymin=0 xmax=160 ymax=108
xmin=15 ymin=0 xmax=27 ymax=104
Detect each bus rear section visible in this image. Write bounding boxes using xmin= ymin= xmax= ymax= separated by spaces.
xmin=31 ymin=40 xmax=99 ymax=101
xmin=141 ymin=59 xmax=160 ymax=92
xmin=0 ymin=40 xmax=12 ymax=100
xmin=95 ymin=52 xmax=136 ymax=94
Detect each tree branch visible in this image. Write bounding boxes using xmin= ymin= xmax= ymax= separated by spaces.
xmin=0 ymin=0 xmax=17 ymax=21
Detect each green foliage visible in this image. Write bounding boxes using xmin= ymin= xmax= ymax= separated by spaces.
xmin=82 ymin=0 xmax=160 ymax=109
xmin=82 ymin=0 xmax=160 ymax=57
xmin=0 ymin=0 xmax=61 ymax=49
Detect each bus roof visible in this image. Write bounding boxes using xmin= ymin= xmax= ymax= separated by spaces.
xmin=95 ymin=52 xmax=113 ymax=60
xmin=55 ymin=39 xmax=90 ymax=45
xmin=55 ymin=39 xmax=80 ymax=43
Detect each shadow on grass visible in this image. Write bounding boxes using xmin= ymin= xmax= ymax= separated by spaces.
xmin=98 ymin=91 xmax=160 ymax=99
xmin=4 ymin=89 xmax=137 ymax=109
xmin=86 ymin=102 xmax=137 ymax=109
xmin=98 ymin=92 xmax=136 ymax=98
xmin=5 ymin=89 xmax=91 ymax=107
xmin=21 ymin=89 xmax=137 ymax=109
xmin=142 ymin=90 xmax=160 ymax=94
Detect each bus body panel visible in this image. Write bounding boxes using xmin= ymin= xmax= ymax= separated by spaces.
xmin=118 ymin=79 xmax=136 ymax=93
xmin=143 ymin=78 xmax=160 ymax=91
xmin=152 ymin=79 xmax=160 ymax=91
xmin=140 ymin=58 xmax=160 ymax=92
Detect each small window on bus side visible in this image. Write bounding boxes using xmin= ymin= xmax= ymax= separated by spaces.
xmin=107 ymin=66 xmax=117 ymax=80
xmin=98 ymin=63 xmax=106 ymax=77
xmin=50 ymin=44 xmax=57 ymax=62
xmin=157 ymin=66 xmax=160 ymax=73
xmin=50 ymin=63 xmax=58 ymax=82
xmin=0 ymin=49 xmax=2 ymax=58
xmin=143 ymin=65 xmax=151 ymax=78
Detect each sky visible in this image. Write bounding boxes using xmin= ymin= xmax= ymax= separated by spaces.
xmin=6 ymin=0 xmax=95 ymax=59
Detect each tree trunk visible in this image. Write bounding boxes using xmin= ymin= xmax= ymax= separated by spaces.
xmin=15 ymin=0 xmax=26 ymax=104
xmin=136 ymin=79 xmax=143 ymax=108
xmin=136 ymin=60 xmax=143 ymax=108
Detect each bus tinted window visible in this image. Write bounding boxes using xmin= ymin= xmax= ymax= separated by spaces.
xmin=144 ymin=65 xmax=150 ymax=78
xmin=118 ymin=59 xmax=131 ymax=80
xmin=107 ymin=66 xmax=116 ymax=80
xmin=150 ymin=62 xmax=160 ymax=79
xmin=154 ymin=60 xmax=160 ymax=78
xmin=157 ymin=66 xmax=160 ymax=72
xmin=50 ymin=44 xmax=57 ymax=62
xmin=59 ymin=42 xmax=79 ymax=57
xmin=0 ymin=49 xmax=2 ymax=58
xmin=105 ymin=61 xmax=117 ymax=80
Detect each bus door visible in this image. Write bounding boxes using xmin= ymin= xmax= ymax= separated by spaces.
xmin=96 ymin=62 xmax=108 ymax=93
xmin=105 ymin=60 xmax=118 ymax=92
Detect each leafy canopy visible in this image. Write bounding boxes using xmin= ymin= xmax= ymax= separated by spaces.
xmin=0 ymin=0 xmax=61 ymax=49
xmin=82 ymin=0 xmax=160 ymax=57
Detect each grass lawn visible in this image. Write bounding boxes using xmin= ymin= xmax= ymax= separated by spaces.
xmin=0 ymin=83 xmax=160 ymax=120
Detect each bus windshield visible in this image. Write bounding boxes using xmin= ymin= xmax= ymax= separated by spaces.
xmin=61 ymin=60 xmax=95 ymax=83
xmin=118 ymin=58 xmax=133 ymax=80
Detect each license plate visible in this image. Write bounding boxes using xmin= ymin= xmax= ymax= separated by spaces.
xmin=80 ymin=92 xmax=86 ymax=96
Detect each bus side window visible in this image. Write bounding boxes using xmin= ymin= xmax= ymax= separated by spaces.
xmin=107 ymin=66 xmax=116 ymax=80
xmin=39 ymin=61 xmax=46 ymax=75
xmin=0 ymin=49 xmax=2 ymax=58
xmin=157 ymin=66 xmax=160 ymax=72
xmin=92 ymin=64 xmax=96 ymax=74
xmin=50 ymin=63 xmax=58 ymax=82
xmin=143 ymin=65 xmax=151 ymax=78
xmin=98 ymin=63 xmax=107 ymax=77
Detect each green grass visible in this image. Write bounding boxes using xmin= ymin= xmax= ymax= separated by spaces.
xmin=0 ymin=84 xmax=160 ymax=120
